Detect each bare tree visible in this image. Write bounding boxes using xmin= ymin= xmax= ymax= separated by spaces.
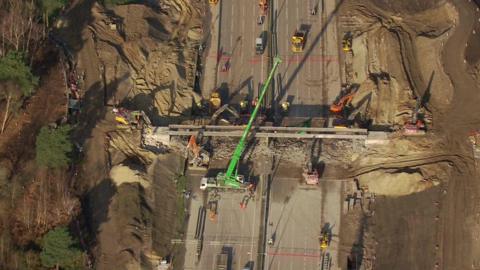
xmin=0 ymin=0 xmax=43 ymax=60
xmin=0 ymin=81 xmax=22 ymax=134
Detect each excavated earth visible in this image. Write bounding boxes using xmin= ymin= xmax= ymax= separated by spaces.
xmin=52 ymin=0 xmax=480 ymax=269
xmin=339 ymin=0 xmax=480 ymax=269
xmin=55 ymin=0 xmax=208 ymax=269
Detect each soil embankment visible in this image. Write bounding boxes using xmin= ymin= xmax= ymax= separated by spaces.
xmin=53 ymin=0 xmax=208 ymax=268
xmin=339 ymin=0 xmax=480 ymax=269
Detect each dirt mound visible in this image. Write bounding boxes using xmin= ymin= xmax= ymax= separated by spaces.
xmin=108 ymin=129 xmax=157 ymax=165
xmin=357 ymin=170 xmax=436 ymax=196
xmin=370 ymin=0 xmax=444 ymax=14
xmin=110 ymin=164 xmax=150 ymax=188
xmin=340 ymin=0 xmax=456 ymax=121
xmin=87 ymin=1 xmax=205 ymax=124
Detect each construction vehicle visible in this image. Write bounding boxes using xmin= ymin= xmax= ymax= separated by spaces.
xmin=210 ymin=90 xmax=222 ymax=111
xmin=257 ymin=15 xmax=265 ymax=25
xmin=255 ymin=31 xmax=267 ymax=55
xmin=319 ymin=231 xmax=329 ymax=251
xmin=186 ymin=135 xmax=210 ymax=168
xmin=259 ymin=0 xmax=268 ymax=15
xmin=329 ymin=92 xmax=355 ymax=114
xmin=208 ymin=200 xmax=218 ymax=221
xmin=113 ymin=108 xmax=151 ymax=128
xmin=403 ymin=98 xmax=426 ymax=135
xmin=342 ymin=31 xmax=353 ymax=52
xmin=200 ymin=57 xmax=282 ymax=190
xmin=329 ymin=84 xmax=358 ymax=114
xmin=302 ymin=161 xmax=319 ymax=185
xmin=291 ymin=25 xmax=309 ymax=53
xmin=268 ymin=237 xmax=274 ymax=246
xmin=209 ymin=0 xmax=218 ymax=5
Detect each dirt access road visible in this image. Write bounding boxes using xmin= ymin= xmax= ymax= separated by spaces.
xmin=437 ymin=0 xmax=480 ymax=269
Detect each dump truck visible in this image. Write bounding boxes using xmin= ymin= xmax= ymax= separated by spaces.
xmin=291 ymin=25 xmax=309 ymax=52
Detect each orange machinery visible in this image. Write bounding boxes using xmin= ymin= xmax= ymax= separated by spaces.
xmin=329 ymin=92 xmax=355 ymax=114
xmin=259 ymin=0 xmax=268 ymax=15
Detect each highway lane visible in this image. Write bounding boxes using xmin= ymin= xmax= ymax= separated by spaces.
xmin=217 ymin=0 xmax=268 ymax=105
xmin=273 ymin=0 xmax=342 ymax=118
xmin=265 ymin=177 xmax=342 ymax=270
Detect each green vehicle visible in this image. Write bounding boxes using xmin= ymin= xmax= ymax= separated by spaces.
xmin=200 ymin=57 xmax=282 ymax=190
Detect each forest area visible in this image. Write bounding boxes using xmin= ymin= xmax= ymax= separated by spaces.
xmin=0 ymin=0 xmax=128 ymax=269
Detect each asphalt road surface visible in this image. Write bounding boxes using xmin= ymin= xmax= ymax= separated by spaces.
xmin=265 ymin=176 xmax=342 ymax=270
xmin=272 ymin=0 xmax=342 ymax=117
xmin=217 ymin=0 xmax=269 ymax=105
xmin=214 ymin=0 xmax=342 ymax=118
xmin=183 ymin=173 xmax=262 ymax=270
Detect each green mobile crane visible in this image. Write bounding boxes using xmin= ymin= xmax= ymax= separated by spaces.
xmin=200 ymin=57 xmax=282 ymax=190
xmin=217 ymin=57 xmax=281 ymax=188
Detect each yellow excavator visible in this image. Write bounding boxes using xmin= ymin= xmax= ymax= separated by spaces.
xmin=342 ymin=32 xmax=353 ymax=52
xmin=320 ymin=231 xmax=329 ymax=251
xmin=209 ymin=90 xmax=222 ymax=112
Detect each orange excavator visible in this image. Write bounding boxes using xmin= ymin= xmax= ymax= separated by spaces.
xmin=329 ymin=93 xmax=355 ymax=114
xmin=330 ymin=84 xmax=360 ymax=114
xmin=186 ymin=134 xmax=210 ymax=168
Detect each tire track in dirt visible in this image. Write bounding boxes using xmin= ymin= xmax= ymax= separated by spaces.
xmin=346 ymin=153 xmax=470 ymax=178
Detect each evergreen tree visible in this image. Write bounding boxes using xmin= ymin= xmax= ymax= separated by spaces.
xmin=0 ymin=52 xmax=38 ymax=133
xmin=36 ymin=125 xmax=73 ymax=168
xmin=40 ymin=227 xmax=84 ymax=269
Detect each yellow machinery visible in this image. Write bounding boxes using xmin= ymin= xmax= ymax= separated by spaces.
xmin=209 ymin=0 xmax=218 ymax=5
xmin=342 ymin=32 xmax=353 ymax=52
xmin=291 ymin=29 xmax=307 ymax=52
xmin=113 ymin=108 xmax=151 ymax=128
xmin=209 ymin=90 xmax=222 ymax=111
xmin=320 ymin=232 xmax=329 ymax=251
xmin=281 ymin=101 xmax=290 ymax=113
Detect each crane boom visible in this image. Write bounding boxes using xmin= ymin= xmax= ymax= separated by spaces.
xmin=217 ymin=57 xmax=282 ymax=188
